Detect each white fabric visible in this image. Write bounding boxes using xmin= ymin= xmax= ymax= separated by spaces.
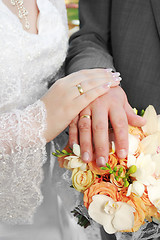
xmin=0 ymin=0 xmax=72 ymax=239
xmin=0 ymin=0 xmax=102 ymax=239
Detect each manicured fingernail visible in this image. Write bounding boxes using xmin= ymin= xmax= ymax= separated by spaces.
xmin=105 ymin=68 xmax=113 ymax=72
xmin=103 ymin=82 xmax=112 ymax=88
xmin=112 ymin=72 xmax=120 ymax=77
xmin=96 ymin=157 xmax=107 ymax=167
xmin=71 ymin=142 xmax=77 ymax=148
xmin=118 ymin=149 xmax=127 ymax=159
xmin=82 ymin=152 xmax=90 ymax=162
xmin=114 ymin=77 xmax=122 ymax=82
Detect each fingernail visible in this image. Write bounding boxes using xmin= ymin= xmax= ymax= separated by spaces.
xmin=71 ymin=142 xmax=77 ymax=149
xmin=105 ymin=68 xmax=113 ymax=72
xmin=118 ymin=149 xmax=127 ymax=159
xmin=113 ymin=77 xmax=122 ymax=82
xmin=96 ymin=157 xmax=107 ymax=167
xmin=112 ymin=72 xmax=120 ymax=77
xmin=103 ymin=82 xmax=112 ymax=88
xmin=82 ymin=152 xmax=90 ymax=162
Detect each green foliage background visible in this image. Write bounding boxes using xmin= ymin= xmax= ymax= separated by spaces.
xmin=67 ymin=8 xmax=79 ymax=22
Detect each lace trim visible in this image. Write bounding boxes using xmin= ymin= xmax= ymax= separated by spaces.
xmin=116 ymin=221 xmax=160 ymax=240
xmin=0 ymin=100 xmax=47 ymax=224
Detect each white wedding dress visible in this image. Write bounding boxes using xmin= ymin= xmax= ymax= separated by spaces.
xmin=0 ymin=0 xmax=95 ymax=239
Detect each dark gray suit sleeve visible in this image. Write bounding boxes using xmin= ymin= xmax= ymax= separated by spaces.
xmin=65 ymin=0 xmax=115 ymax=74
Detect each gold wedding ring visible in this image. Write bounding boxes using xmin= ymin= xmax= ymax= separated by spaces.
xmin=77 ymin=84 xmax=84 ymax=95
xmin=80 ymin=115 xmax=91 ymax=119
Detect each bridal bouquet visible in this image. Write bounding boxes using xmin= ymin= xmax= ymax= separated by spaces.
xmin=53 ymin=105 xmax=160 ymax=234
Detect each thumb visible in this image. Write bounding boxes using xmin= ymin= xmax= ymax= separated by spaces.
xmin=124 ymin=102 xmax=146 ymax=127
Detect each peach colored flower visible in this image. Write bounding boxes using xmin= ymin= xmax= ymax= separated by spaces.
xmin=110 ymin=165 xmax=126 ymax=188
xmin=88 ymin=154 xmax=118 ymax=175
xmin=128 ymin=126 xmax=145 ymax=140
xmin=83 ymin=180 xmax=119 ymax=209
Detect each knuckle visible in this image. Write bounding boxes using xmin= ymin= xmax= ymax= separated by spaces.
xmin=83 ymin=92 xmax=92 ymax=102
xmin=70 ymin=121 xmax=77 ymax=128
xmin=80 ymin=142 xmax=91 ymax=151
xmin=93 ymin=122 xmax=106 ymax=132
xmin=95 ymin=146 xmax=106 ymax=153
xmin=110 ymin=97 xmax=120 ymax=106
xmin=114 ymin=119 xmax=126 ymax=129
xmin=78 ymin=121 xmax=91 ymax=131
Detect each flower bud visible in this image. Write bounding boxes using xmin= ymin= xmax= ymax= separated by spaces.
xmin=127 ymin=165 xmax=137 ymax=175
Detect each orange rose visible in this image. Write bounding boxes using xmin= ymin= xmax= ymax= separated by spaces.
xmin=128 ymin=126 xmax=145 ymax=140
xmin=83 ymin=180 xmax=119 ymax=209
xmin=128 ymin=196 xmax=146 ymax=232
xmin=88 ymin=154 xmax=118 ymax=175
xmin=110 ymin=165 xmax=126 ymax=188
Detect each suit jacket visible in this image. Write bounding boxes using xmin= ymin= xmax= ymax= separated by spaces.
xmin=66 ymin=0 xmax=160 ymax=113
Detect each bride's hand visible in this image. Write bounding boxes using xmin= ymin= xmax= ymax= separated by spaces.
xmin=41 ymin=69 xmax=121 ymax=142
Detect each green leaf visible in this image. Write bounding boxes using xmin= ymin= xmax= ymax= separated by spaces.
xmin=113 ymin=166 xmax=117 ymax=172
xmin=71 ymin=207 xmax=91 ymax=228
xmin=69 ymin=147 xmax=73 ymax=152
xmin=140 ymin=109 xmax=145 ymax=116
xmin=115 ymin=176 xmax=119 ymax=181
xmin=56 ymin=150 xmax=61 ymax=153
xmin=124 ymin=180 xmax=129 ymax=188
xmin=101 ymin=167 xmax=107 ymax=170
xmin=106 ymin=163 xmax=111 ymax=169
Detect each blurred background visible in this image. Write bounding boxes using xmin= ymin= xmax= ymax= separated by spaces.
xmin=65 ymin=0 xmax=79 ymax=36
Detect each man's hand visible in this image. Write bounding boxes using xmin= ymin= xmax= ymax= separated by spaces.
xmin=69 ymin=86 xmax=146 ymax=166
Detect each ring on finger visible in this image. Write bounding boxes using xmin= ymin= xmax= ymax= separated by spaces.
xmin=76 ymin=84 xmax=84 ymax=95
xmin=80 ymin=115 xmax=91 ymax=120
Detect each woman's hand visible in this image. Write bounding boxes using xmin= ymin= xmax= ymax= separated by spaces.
xmin=41 ymin=69 xmax=121 ymax=142
xmin=69 ymin=86 xmax=146 ymax=166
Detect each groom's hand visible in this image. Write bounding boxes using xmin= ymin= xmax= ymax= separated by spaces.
xmin=69 ymin=86 xmax=146 ymax=166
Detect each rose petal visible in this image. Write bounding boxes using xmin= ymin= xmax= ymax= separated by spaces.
xmin=64 ymin=156 xmax=79 ymax=161
xmin=80 ymin=163 xmax=87 ymax=171
xmin=69 ymin=159 xmax=83 ymax=168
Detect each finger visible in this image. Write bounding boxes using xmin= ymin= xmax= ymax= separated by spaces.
xmin=79 ymin=72 xmax=121 ymax=92
xmin=69 ymin=116 xmax=79 ymax=147
xmin=109 ymin=105 xmax=129 ymax=159
xmin=72 ymin=82 xmax=111 ymax=116
xmin=79 ymin=107 xmax=93 ymax=163
xmin=124 ymin=101 xmax=146 ymax=126
xmin=92 ymin=99 xmax=109 ymax=166
xmin=65 ymin=68 xmax=122 ymax=88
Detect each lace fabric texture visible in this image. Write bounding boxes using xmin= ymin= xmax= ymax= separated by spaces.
xmin=0 ymin=100 xmax=47 ymax=224
xmin=116 ymin=222 xmax=160 ymax=240
xmin=0 ymin=0 xmax=68 ymax=226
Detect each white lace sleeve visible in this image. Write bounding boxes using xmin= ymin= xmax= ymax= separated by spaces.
xmin=0 ymin=100 xmax=47 ymax=224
